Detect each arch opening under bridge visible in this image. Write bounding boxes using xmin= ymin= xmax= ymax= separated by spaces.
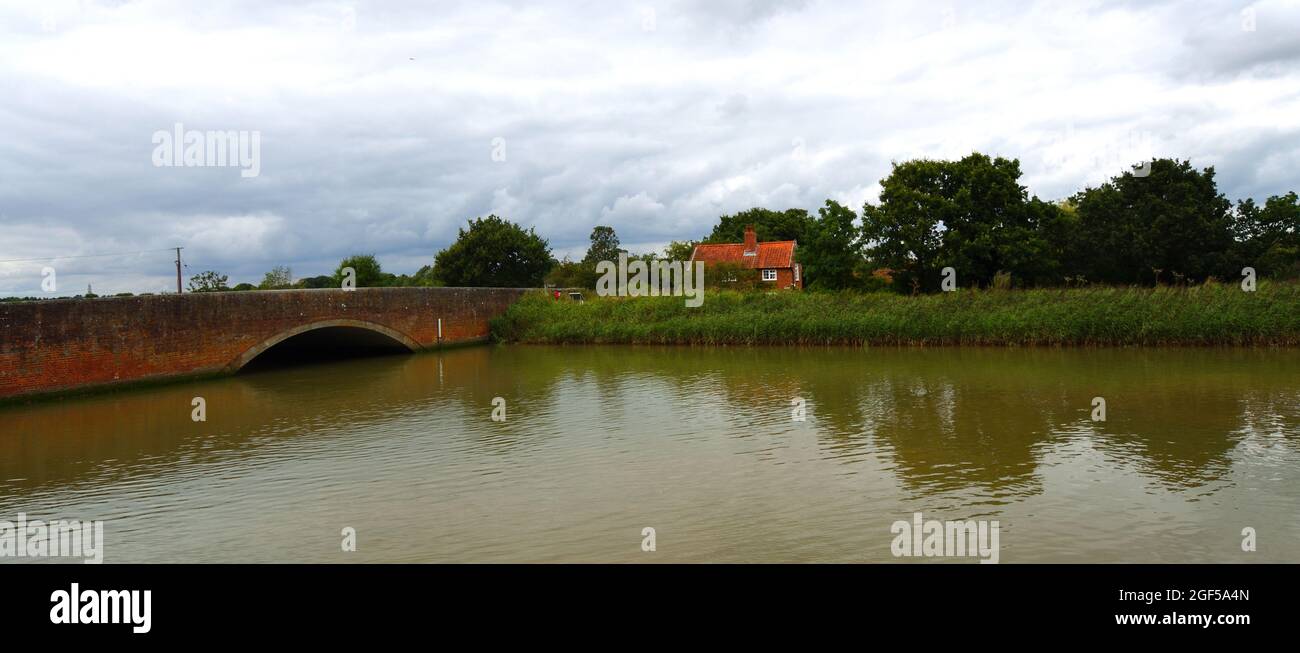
xmin=229 ymin=319 xmax=421 ymax=373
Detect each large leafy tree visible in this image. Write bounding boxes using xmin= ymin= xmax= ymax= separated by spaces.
xmin=800 ymin=200 xmax=862 ymax=290
xmin=296 ymin=275 xmax=335 ymax=289
xmin=333 ymin=254 xmax=386 ymax=287
xmin=433 ymin=215 xmax=552 ymax=287
xmin=861 ymin=159 xmax=948 ymax=291
xmin=705 ymin=208 xmax=814 ymax=244
xmin=410 ymin=265 xmax=441 ymax=287
xmin=662 ymin=240 xmax=698 ymax=262
xmin=1231 ymin=192 xmax=1300 ymax=278
xmin=1072 ymin=159 xmax=1233 ymax=284
xmin=861 ymin=153 xmax=1057 ymax=291
xmin=187 ymin=270 xmax=229 ymax=292
xmin=942 ymin=154 xmax=1059 ymax=286
xmin=259 ymin=265 xmax=293 ymax=289
xmin=581 ymin=226 xmax=622 ymax=267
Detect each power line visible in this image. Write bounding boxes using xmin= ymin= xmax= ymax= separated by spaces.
xmin=0 ymin=248 xmax=179 ymax=264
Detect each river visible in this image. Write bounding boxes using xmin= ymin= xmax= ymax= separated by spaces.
xmin=2 ymin=345 xmax=1297 ymax=562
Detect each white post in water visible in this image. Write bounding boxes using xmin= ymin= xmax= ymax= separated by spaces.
xmin=437 ymin=318 xmax=443 ymax=341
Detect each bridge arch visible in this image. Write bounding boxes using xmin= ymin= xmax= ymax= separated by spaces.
xmin=227 ymin=318 xmax=422 ymax=373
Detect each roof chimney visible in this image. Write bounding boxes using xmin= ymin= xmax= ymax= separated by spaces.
xmin=743 ymin=224 xmax=757 ymax=255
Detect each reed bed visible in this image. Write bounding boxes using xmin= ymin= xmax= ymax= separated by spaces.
xmin=491 ymin=282 xmax=1300 ymax=346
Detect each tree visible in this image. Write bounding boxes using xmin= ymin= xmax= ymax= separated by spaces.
xmin=581 ymin=226 xmax=623 ymax=267
xmin=187 ymin=271 xmax=229 ymax=293
xmin=296 ymin=275 xmax=335 ymax=289
xmin=411 ymin=265 xmax=442 ymax=287
xmin=1073 ymin=159 xmax=1233 ymax=284
xmin=800 ymin=200 xmax=862 ymax=290
xmin=333 ymin=254 xmax=386 ymax=288
xmin=861 ymin=153 xmax=1058 ymax=291
xmin=231 ymin=282 xmax=256 ymax=291
xmin=662 ymin=240 xmax=698 ymax=262
xmin=432 ymin=215 xmax=552 ymax=287
xmin=705 ymin=208 xmax=813 ymax=244
xmin=1040 ymin=200 xmax=1083 ymax=283
xmin=258 ymin=265 xmax=293 ymax=289
xmin=545 ymin=257 xmax=594 ymax=288
xmin=1232 ymin=192 xmax=1300 ymax=278
xmin=861 ymin=159 xmax=951 ymax=292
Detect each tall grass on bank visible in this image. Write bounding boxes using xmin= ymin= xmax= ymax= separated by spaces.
xmin=491 ymin=282 xmax=1300 ymax=346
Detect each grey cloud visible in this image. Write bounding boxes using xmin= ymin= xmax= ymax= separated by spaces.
xmin=1 ymin=0 xmax=1298 ymax=296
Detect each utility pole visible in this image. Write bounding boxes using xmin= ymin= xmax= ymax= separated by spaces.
xmin=174 ymin=247 xmax=183 ymax=294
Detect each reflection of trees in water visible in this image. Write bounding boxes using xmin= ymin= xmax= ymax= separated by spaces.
xmin=496 ymin=346 xmax=1300 ymax=499
xmin=1091 ymin=385 xmax=1300 ymax=491
xmin=861 ymin=377 xmax=1060 ymax=499
xmin=4 ymin=345 xmax=1297 ymax=508
xmin=0 ymin=347 xmax=561 ymax=496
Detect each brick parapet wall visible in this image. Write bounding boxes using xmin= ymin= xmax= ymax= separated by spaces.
xmin=0 ymin=287 xmax=529 ymax=400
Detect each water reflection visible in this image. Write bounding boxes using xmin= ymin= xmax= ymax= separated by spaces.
xmin=1 ymin=345 xmax=1297 ymax=562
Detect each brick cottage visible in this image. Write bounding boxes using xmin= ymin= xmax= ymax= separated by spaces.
xmin=689 ymin=225 xmax=803 ymax=289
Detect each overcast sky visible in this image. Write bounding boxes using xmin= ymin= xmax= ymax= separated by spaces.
xmin=2 ymin=0 xmax=1298 ymax=296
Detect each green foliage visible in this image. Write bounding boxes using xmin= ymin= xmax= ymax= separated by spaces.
xmin=492 ymin=282 xmax=1300 ymax=346
xmin=259 ymin=265 xmax=293 ymax=289
xmin=333 ymin=254 xmax=385 ymax=288
xmin=1232 ymin=192 xmax=1300 ymax=279
xmin=187 ymin=270 xmax=229 ymax=293
xmin=662 ymin=240 xmax=698 ymax=262
xmin=546 ymin=258 xmax=596 ymax=289
xmin=433 ymin=215 xmax=552 ymax=287
xmin=410 ymin=265 xmax=442 ymax=287
xmin=231 ymin=282 xmax=256 ymax=291
xmin=861 ymin=153 xmax=1057 ymax=292
xmin=706 ymin=208 xmax=813 ymax=244
xmin=543 ymin=225 xmax=628 ymax=289
xmin=800 ymin=199 xmax=862 ymax=290
xmin=861 ymin=159 xmax=947 ymax=291
xmin=1072 ymin=159 xmax=1233 ymax=284
xmin=581 ymin=226 xmax=622 ymax=267
xmin=296 ymin=275 xmax=335 ymax=289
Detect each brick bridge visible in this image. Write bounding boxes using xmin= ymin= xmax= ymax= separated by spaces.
xmin=0 ymin=287 xmax=530 ymax=401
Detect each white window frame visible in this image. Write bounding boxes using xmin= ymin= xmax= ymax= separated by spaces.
xmin=762 ymin=269 xmax=778 ymax=281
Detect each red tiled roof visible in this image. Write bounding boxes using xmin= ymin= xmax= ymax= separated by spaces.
xmin=690 ymin=241 xmax=797 ymax=269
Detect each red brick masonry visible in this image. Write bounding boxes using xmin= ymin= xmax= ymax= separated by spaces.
xmin=0 ymin=287 xmax=529 ymax=400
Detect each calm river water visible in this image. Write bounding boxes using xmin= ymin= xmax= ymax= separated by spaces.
xmin=2 ymin=345 xmax=1298 ymax=563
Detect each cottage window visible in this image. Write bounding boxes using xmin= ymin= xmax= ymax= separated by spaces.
xmin=762 ymin=269 xmax=777 ymax=281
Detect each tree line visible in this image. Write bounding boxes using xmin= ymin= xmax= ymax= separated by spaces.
xmin=181 ymin=154 xmax=1297 ymax=294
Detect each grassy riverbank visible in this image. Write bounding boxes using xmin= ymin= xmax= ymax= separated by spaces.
xmin=491 ymin=282 xmax=1300 ymax=346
